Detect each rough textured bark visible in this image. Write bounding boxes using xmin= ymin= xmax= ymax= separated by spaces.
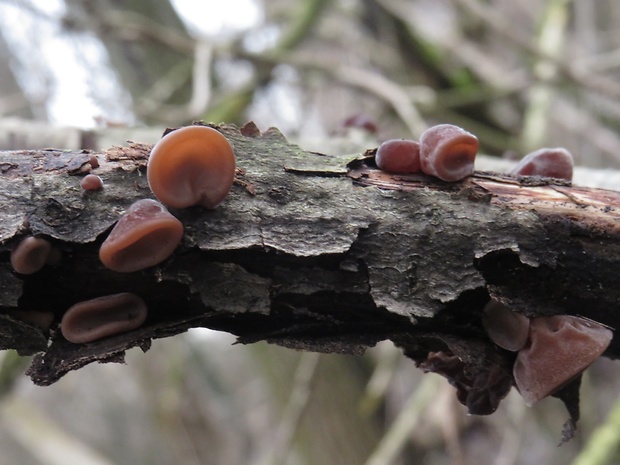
xmin=0 ymin=123 xmax=618 ymax=434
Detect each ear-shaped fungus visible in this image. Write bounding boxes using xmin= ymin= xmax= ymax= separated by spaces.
xmin=61 ymin=293 xmax=147 ymax=343
xmin=509 ymin=147 xmax=574 ymax=181
xmin=99 ymin=199 xmax=183 ymax=272
xmin=513 ymin=315 xmax=612 ymax=406
xmin=147 ymin=125 xmax=236 ymax=209
xmin=10 ymin=236 xmax=52 ymax=275
xmin=419 ymin=124 xmax=478 ymax=181
xmin=482 ymin=300 xmax=530 ymax=351
xmin=375 ymin=139 xmax=421 ymax=174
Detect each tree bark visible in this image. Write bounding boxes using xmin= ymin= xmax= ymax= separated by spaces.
xmin=0 ymin=123 xmax=618 ymax=424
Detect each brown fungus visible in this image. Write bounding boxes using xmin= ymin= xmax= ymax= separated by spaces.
xmin=375 ymin=139 xmax=421 ymax=174
xmin=99 ymin=199 xmax=183 ymax=273
xmin=419 ymin=124 xmax=478 ymax=182
xmin=513 ymin=315 xmax=612 ymax=406
xmin=10 ymin=236 xmax=52 ymax=275
xmin=418 ymin=351 xmax=512 ymax=415
xmin=61 ymin=293 xmax=147 ymax=343
xmin=88 ymin=154 xmax=99 ymax=169
xmin=6 ymin=310 xmax=54 ymax=332
xmin=81 ymin=174 xmax=104 ymax=191
xmin=482 ymin=300 xmax=530 ymax=352
xmin=509 ymin=147 xmax=574 ymax=181
xmin=147 ymin=125 xmax=236 ymax=209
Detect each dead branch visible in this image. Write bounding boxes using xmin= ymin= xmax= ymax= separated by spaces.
xmin=0 ymin=122 xmax=618 ymax=438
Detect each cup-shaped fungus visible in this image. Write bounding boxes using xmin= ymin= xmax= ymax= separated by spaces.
xmin=513 ymin=315 xmax=612 ymax=406
xmin=10 ymin=236 xmax=52 ymax=275
xmin=509 ymin=147 xmax=574 ymax=181
xmin=80 ymin=174 xmax=104 ymax=191
xmin=147 ymin=125 xmax=236 ymax=209
xmin=419 ymin=124 xmax=478 ymax=182
xmin=99 ymin=199 xmax=183 ymax=272
xmin=61 ymin=293 xmax=147 ymax=343
xmin=482 ymin=299 xmax=530 ymax=352
xmin=375 ymin=139 xmax=421 ymax=174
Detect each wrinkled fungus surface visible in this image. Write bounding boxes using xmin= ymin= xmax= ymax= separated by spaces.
xmin=147 ymin=125 xmax=236 ymax=209
xmin=99 ymin=199 xmax=184 ymax=273
xmin=61 ymin=293 xmax=148 ymax=343
xmin=513 ymin=315 xmax=612 ymax=406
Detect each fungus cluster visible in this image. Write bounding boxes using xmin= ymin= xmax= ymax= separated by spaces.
xmin=375 ymin=123 xmax=479 ymax=181
xmin=373 ymin=124 xmax=575 ymax=182
xmin=56 ymin=125 xmax=238 ymax=343
xmin=482 ymin=300 xmax=612 ymax=406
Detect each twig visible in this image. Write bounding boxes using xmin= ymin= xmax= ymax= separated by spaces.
xmin=521 ymin=0 xmax=570 ymax=153
xmin=253 ymin=352 xmax=320 ymax=465
xmin=364 ymin=375 xmax=442 ymax=465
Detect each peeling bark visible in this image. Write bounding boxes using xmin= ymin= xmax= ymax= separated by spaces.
xmin=0 ymin=123 xmax=618 ymax=435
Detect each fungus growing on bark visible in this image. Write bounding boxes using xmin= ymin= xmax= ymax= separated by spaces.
xmin=61 ymin=293 xmax=147 ymax=343
xmin=99 ymin=199 xmax=183 ymax=273
xmin=10 ymin=236 xmax=52 ymax=275
xmin=147 ymin=125 xmax=236 ymax=209
xmin=419 ymin=124 xmax=478 ymax=181
xmin=509 ymin=147 xmax=574 ymax=181
xmin=80 ymin=174 xmax=103 ymax=191
xmin=513 ymin=315 xmax=613 ymax=406
xmin=87 ymin=154 xmax=99 ymax=169
xmin=6 ymin=310 xmax=54 ymax=332
xmin=482 ymin=299 xmax=530 ymax=351
xmin=375 ymin=139 xmax=421 ymax=174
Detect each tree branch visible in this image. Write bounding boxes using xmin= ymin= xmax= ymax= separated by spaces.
xmin=0 ymin=123 xmax=618 ymax=436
